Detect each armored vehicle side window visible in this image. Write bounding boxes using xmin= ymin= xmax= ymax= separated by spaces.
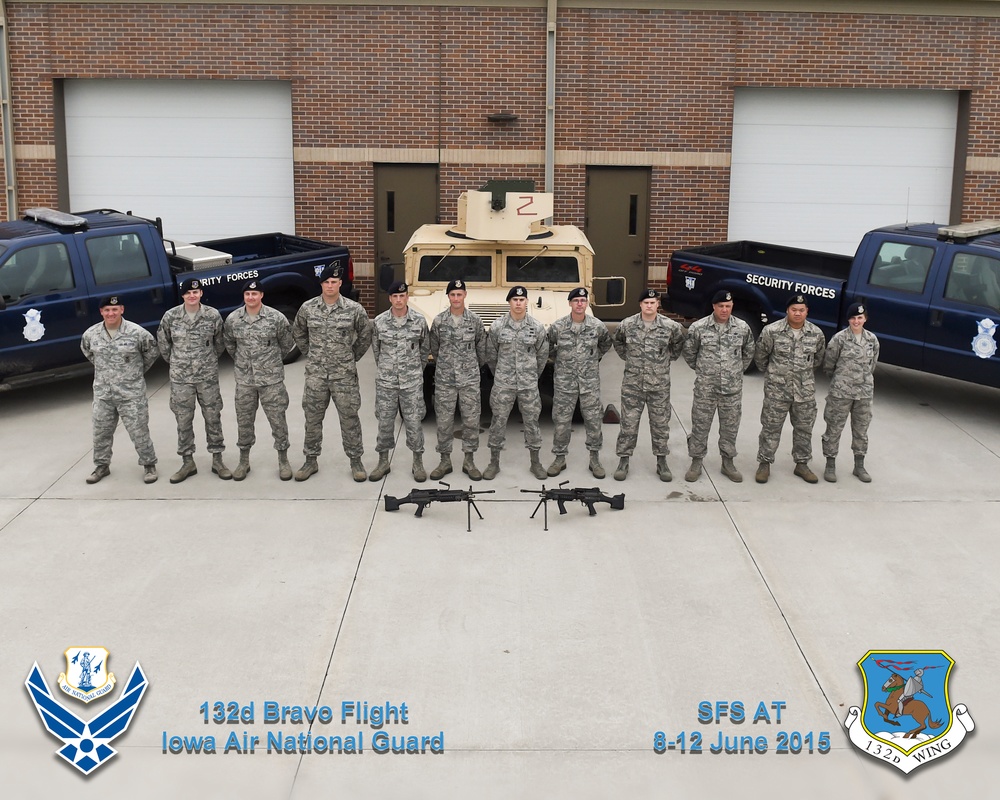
xmin=87 ymin=233 xmax=152 ymax=285
xmin=0 ymin=242 xmax=74 ymax=302
xmin=868 ymin=242 xmax=933 ymax=294
xmin=417 ymin=254 xmax=493 ymax=283
xmin=945 ymin=253 xmax=1000 ymax=311
xmin=505 ymin=255 xmax=580 ymax=283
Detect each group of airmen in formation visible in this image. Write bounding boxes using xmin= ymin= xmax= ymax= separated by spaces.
xmin=80 ymin=268 xmax=879 ymax=489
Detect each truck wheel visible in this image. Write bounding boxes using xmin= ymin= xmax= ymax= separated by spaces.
xmin=272 ymin=299 xmax=304 ymax=364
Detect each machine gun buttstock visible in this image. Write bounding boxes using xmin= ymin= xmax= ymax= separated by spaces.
xmin=384 ymin=495 xmax=401 ymax=512
xmin=610 ymin=493 xmax=625 ymax=510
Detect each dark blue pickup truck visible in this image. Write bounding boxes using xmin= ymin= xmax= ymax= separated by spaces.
xmin=668 ymin=220 xmax=1000 ymax=389
xmin=0 ymin=208 xmax=353 ymax=391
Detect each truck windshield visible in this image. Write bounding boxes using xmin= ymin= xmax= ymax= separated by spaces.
xmin=505 ymin=255 xmax=580 ymax=283
xmin=417 ymin=254 xmax=493 ymax=283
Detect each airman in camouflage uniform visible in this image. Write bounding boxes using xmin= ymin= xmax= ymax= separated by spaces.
xmin=81 ymin=295 xmax=159 ymax=484
xmin=157 ymin=278 xmax=231 ymax=483
xmin=223 ymin=280 xmax=296 ymax=481
xmin=546 ymin=287 xmax=613 ymax=479
xmin=429 ymin=278 xmax=486 ymax=481
xmin=754 ymin=294 xmax=826 ymax=484
xmin=612 ymin=289 xmax=686 ymax=482
xmin=368 ymin=281 xmax=431 ymax=482
xmin=484 ymin=285 xmax=549 ymax=481
xmin=683 ymin=291 xmax=755 ymax=483
xmin=821 ymin=302 xmax=879 ymax=483
xmin=291 ymin=263 xmax=373 ymax=483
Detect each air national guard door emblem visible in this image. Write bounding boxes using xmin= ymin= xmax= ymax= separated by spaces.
xmin=58 ymin=647 xmax=115 ymax=702
xmin=25 ymin=649 xmax=148 ymax=775
xmin=844 ymin=650 xmax=974 ymax=773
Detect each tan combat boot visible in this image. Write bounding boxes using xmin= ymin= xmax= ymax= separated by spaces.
xmin=482 ymin=449 xmax=501 ymax=481
xmin=657 ymin=456 xmax=672 ymax=482
xmin=369 ymin=452 xmax=391 ymax=481
xmin=614 ymin=457 xmax=629 ymax=481
xmin=212 ymin=453 xmax=232 ymax=480
xmin=721 ymin=456 xmax=742 ymax=483
xmin=278 ymin=450 xmax=293 ymax=481
xmin=430 ymin=454 xmax=453 ymax=480
xmin=170 ymin=456 xmax=198 ymax=484
xmin=462 ymin=453 xmax=482 ymax=481
xmin=853 ymin=455 xmax=871 ymax=483
xmin=295 ymin=456 xmax=319 ymax=482
xmin=412 ymin=453 xmax=427 ymax=482
xmin=529 ymin=449 xmax=547 ymax=481
xmin=232 ymin=449 xmax=251 ymax=481
xmin=685 ymin=458 xmax=703 ymax=482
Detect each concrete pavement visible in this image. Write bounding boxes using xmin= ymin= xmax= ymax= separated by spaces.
xmin=1 ymin=348 xmax=996 ymax=799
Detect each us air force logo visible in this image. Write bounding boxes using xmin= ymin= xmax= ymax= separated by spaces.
xmin=314 ymin=264 xmax=324 ymax=277
xmin=971 ymin=318 xmax=997 ymax=359
xmin=844 ymin=650 xmax=974 ymax=773
xmin=25 ymin=650 xmax=148 ymax=775
xmin=22 ymin=308 xmax=45 ymax=342
xmin=684 ymin=276 xmax=696 ymax=291
xmin=58 ymin=647 xmax=115 ymax=702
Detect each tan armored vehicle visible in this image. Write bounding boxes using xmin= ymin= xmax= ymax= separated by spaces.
xmin=381 ymin=181 xmax=625 ymax=330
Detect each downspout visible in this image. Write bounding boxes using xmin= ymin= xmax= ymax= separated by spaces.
xmin=544 ymin=0 xmax=556 ymax=214
xmin=0 ymin=0 xmax=17 ymax=219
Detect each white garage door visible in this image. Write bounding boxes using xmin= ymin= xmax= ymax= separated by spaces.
xmin=729 ymin=89 xmax=958 ymax=255
xmin=63 ymin=79 xmax=295 ymax=241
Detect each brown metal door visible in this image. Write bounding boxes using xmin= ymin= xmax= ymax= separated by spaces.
xmin=585 ymin=167 xmax=650 ymax=320
xmin=374 ymin=164 xmax=439 ymax=314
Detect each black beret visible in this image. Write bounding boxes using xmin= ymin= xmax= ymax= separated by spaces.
xmin=711 ymin=290 xmax=733 ymax=304
xmin=846 ymin=302 xmax=867 ymax=318
xmin=786 ymin=294 xmax=808 ymax=308
xmin=242 ymin=280 xmax=261 ymax=293
xmin=180 ymin=278 xmax=202 ymax=294
xmin=320 ymin=263 xmax=344 ymax=282
xmin=639 ymin=288 xmax=660 ymax=302
xmin=446 ymin=279 xmax=466 ymax=294
xmin=98 ymin=295 xmax=122 ymax=308
xmin=568 ymin=287 xmax=588 ymax=300
xmin=506 ymin=286 xmax=528 ymax=301
xmin=388 ymin=280 xmax=408 ymax=295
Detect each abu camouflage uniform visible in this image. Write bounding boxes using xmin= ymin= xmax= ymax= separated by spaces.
xmin=683 ymin=314 xmax=755 ymax=459
xmin=224 ymin=304 xmax=295 ymax=452
xmin=613 ymin=312 xmax=686 ymax=457
xmin=486 ymin=314 xmax=549 ymax=451
xmin=429 ymin=307 xmax=486 ymax=455
xmin=81 ymin=318 xmax=159 ymax=467
xmin=371 ymin=307 xmax=430 ymax=454
xmin=547 ymin=314 xmax=612 ymax=455
xmin=754 ymin=318 xmax=826 ymax=464
xmin=821 ymin=327 xmax=880 ymax=458
xmin=157 ymin=303 xmax=226 ymax=456
xmin=291 ymin=294 xmax=373 ymax=459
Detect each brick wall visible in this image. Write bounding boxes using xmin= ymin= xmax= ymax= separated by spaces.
xmin=4 ymin=3 xmax=1000 ymax=311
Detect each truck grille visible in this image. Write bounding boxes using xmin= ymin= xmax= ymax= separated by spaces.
xmin=467 ymin=304 xmax=508 ymax=325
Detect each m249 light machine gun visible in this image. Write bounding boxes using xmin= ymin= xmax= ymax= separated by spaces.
xmin=384 ymin=483 xmax=496 ymax=531
xmin=520 ymin=482 xmax=625 ymax=531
